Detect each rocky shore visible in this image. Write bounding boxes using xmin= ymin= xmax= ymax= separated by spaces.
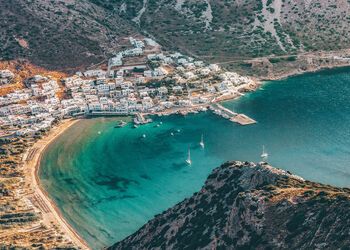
xmin=110 ymin=161 xmax=350 ymax=249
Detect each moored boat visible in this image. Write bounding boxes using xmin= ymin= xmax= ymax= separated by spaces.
xmin=261 ymin=145 xmax=268 ymax=159
xmin=115 ymin=120 xmax=127 ymax=128
xmin=199 ymin=134 xmax=205 ymax=149
xmin=186 ymin=146 xmax=192 ymax=165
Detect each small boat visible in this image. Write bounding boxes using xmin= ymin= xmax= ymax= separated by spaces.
xmin=261 ymin=145 xmax=268 ymax=159
xmin=98 ymin=131 xmax=101 ymax=135
xmin=186 ymin=146 xmax=192 ymax=165
xmin=156 ymin=124 xmax=160 ymax=127
xmin=115 ymin=121 xmax=127 ymax=128
xmin=133 ymin=124 xmax=139 ymax=128
xmin=142 ymin=134 xmax=146 ymax=138
xmin=177 ymin=129 xmax=181 ymax=133
xmin=199 ymin=134 xmax=205 ymax=149
xmin=171 ymin=132 xmax=174 ymax=136
xmin=159 ymin=122 xmax=163 ymax=125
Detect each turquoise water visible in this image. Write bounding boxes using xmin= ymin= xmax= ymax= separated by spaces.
xmin=40 ymin=67 xmax=350 ymax=249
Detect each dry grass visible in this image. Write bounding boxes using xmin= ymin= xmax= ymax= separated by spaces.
xmin=269 ymin=188 xmax=307 ymax=203
xmin=0 ymin=60 xmax=67 ymax=98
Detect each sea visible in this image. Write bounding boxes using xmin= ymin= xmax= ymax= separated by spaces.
xmin=39 ymin=67 xmax=350 ymax=249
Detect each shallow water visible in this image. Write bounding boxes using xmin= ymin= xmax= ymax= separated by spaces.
xmin=40 ymin=67 xmax=350 ymax=249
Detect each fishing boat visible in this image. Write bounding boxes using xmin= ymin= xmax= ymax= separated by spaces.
xmin=261 ymin=145 xmax=268 ymax=159
xmin=186 ymin=146 xmax=192 ymax=165
xmin=199 ymin=134 xmax=205 ymax=149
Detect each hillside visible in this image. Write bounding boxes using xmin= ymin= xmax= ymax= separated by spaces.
xmin=110 ymin=161 xmax=350 ymax=249
xmin=0 ymin=0 xmax=139 ymax=71
xmin=115 ymin=0 xmax=350 ymax=59
xmin=111 ymin=0 xmax=350 ymax=78
xmin=2 ymin=0 xmax=350 ymax=77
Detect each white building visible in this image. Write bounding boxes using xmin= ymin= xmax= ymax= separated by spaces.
xmin=109 ymin=55 xmax=123 ymax=67
xmin=84 ymin=69 xmax=106 ymax=78
xmin=158 ymin=86 xmax=168 ymax=95
xmin=209 ymin=64 xmax=220 ymax=72
xmin=143 ymin=70 xmax=153 ymax=77
xmin=154 ymin=67 xmax=168 ymax=76
xmin=144 ymin=38 xmax=159 ymax=47
xmin=172 ymin=86 xmax=183 ymax=93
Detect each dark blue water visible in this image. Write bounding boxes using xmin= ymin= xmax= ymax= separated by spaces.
xmin=40 ymin=67 xmax=350 ymax=249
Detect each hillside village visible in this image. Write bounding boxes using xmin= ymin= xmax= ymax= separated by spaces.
xmin=0 ymin=36 xmax=257 ymax=137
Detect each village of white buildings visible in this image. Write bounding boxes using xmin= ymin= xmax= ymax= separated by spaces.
xmin=0 ymin=36 xmax=258 ymax=137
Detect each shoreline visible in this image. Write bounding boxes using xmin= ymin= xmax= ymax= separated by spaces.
xmin=22 ymin=82 xmax=259 ymax=249
xmin=24 ymin=118 xmax=90 ymax=250
xmin=256 ymin=61 xmax=350 ymax=82
xmin=20 ymin=63 xmax=348 ymax=249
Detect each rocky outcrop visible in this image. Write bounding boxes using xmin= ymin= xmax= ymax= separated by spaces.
xmin=110 ymin=161 xmax=350 ymax=249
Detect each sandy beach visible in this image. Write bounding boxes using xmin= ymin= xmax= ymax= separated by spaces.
xmin=23 ymin=118 xmax=90 ymax=250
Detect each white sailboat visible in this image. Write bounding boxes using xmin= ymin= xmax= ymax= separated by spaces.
xmin=199 ymin=134 xmax=205 ymax=149
xmin=261 ymin=145 xmax=268 ymax=159
xmin=186 ymin=146 xmax=192 ymax=165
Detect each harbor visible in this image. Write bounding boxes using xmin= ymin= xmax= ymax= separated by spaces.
xmin=135 ymin=103 xmax=257 ymax=127
xmin=37 ymin=66 xmax=350 ymax=248
xmin=85 ymin=104 xmax=256 ymax=127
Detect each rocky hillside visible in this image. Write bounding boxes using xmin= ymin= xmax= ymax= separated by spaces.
xmin=110 ymin=161 xmax=350 ymax=249
xmin=2 ymin=0 xmax=350 ymax=77
xmin=0 ymin=0 xmax=138 ymax=71
xmin=102 ymin=0 xmax=350 ymax=59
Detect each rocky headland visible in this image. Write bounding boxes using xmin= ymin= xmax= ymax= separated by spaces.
xmin=110 ymin=161 xmax=350 ymax=250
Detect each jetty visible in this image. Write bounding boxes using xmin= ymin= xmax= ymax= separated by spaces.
xmin=231 ymin=114 xmax=256 ymax=125
xmin=134 ymin=113 xmax=152 ymax=125
xmin=210 ymin=104 xmax=256 ymax=126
